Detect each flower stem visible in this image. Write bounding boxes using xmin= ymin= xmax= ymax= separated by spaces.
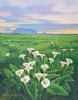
xmin=45 ymin=90 xmax=47 ymax=100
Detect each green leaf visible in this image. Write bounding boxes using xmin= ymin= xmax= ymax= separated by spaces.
xmin=26 ymin=79 xmax=38 ymax=100
xmin=9 ymin=64 xmax=18 ymax=72
xmin=52 ymin=75 xmax=74 ymax=84
xmin=48 ymin=73 xmax=60 ymax=80
xmin=47 ymin=83 xmax=68 ymax=96
xmin=4 ymin=69 xmax=14 ymax=79
xmin=62 ymin=82 xmax=71 ymax=92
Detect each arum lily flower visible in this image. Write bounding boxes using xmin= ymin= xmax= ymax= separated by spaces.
xmin=60 ymin=61 xmax=66 ymax=68
xmin=52 ymin=52 xmax=61 ymax=59
xmin=23 ymin=62 xmax=30 ymax=67
xmin=5 ymin=53 xmax=10 ymax=57
xmin=62 ymin=49 xmax=67 ymax=52
xmin=9 ymin=44 xmax=14 ymax=47
xmin=70 ymin=49 xmax=74 ymax=52
xmin=32 ymin=51 xmax=40 ymax=58
xmin=27 ymin=48 xmax=35 ymax=54
xmin=39 ymin=54 xmax=45 ymax=60
xmin=15 ymin=69 xmax=24 ymax=78
xmin=23 ymin=63 xmax=33 ymax=73
xmin=35 ymin=73 xmax=42 ymax=81
xmin=66 ymin=58 xmax=73 ymax=66
xmin=42 ymin=73 xmax=48 ymax=79
xmin=51 ymin=42 xmax=54 ymax=45
xmin=19 ymin=54 xmax=26 ymax=61
xmin=41 ymin=64 xmax=49 ymax=72
xmin=34 ymin=51 xmax=40 ymax=55
xmin=49 ymin=58 xmax=55 ymax=65
xmin=32 ymin=52 xmax=36 ymax=58
xmin=41 ymin=78 xmax=50 ymax=88
xmin=21 ymin=75 xmax=30 ymax=85
xmin=34 ymin=51 xmax=39 ymax=55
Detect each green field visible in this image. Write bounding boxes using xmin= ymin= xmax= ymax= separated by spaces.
xmin=0 ymin=34 xmax=78 ymax=100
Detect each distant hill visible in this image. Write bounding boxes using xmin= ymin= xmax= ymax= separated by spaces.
xmin=12 ymin=28 xmax=37 ymax=34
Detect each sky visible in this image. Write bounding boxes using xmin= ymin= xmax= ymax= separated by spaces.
xmin=0 ymin=0 xmax=78 ymax=34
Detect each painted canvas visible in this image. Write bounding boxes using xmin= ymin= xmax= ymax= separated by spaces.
xmin=0 ymin=0 xmax=78 ymax=100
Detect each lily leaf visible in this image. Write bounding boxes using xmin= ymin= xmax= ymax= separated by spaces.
xmin=26 ymin=79 xmax=38 ymax=100
xmin=47 ymin=83 xmax=68 ymax=96
xmin=9 ymin=64 xmax=18 ymax=72
xmin=4 ymin=69 xmax=14 ymax=79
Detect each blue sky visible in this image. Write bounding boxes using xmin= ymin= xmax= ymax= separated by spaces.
xmin=0 ymin=0 xmax=78 ymax=33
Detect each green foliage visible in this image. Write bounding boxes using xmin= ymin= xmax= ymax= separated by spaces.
xmin=47 ymin=83 xmax=68 ymax=96
xmin=26 ymin=79 xmax=38 ymax=100
xmin=0 ymin=34 xmax=77 ymax=100
xmin=9 ymin=64 xmax=19 ymax=72
xmin=4 ymin=69 xmax=14 ymax=79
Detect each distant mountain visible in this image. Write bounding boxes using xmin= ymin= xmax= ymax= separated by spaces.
xmin=12 ymin=28 xmax=37 ymax=34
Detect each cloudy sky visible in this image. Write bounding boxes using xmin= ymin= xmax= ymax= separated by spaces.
xmin=0 ymin=0 xmax=78 ymax=34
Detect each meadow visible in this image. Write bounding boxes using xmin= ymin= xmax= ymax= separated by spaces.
xmin=0 ymin=34 xmax=78 ymax=100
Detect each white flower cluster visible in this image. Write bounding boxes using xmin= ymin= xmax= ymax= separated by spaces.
xmin=35 ymin=64 xmax=50 ymax=88
xmin=19 ymin=54 xmax=26 ymax=61
xmin=15 ymin=47 xmax=73 ymax=89
xmin=62 ymin=48 xmax=74 ymax=52
xmin=60 ymin=58 xmax=73 ymax=68
xmin=15 ymin=63 xmax=50 ymax=88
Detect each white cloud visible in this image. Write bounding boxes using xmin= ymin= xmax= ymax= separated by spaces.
xmin=53 ymin=2 xmax=78 ymax=13
xmin=0 ymin=19 xmax=18 ymax=28
xmin=25 ymin=13 xmax=78 ymax=24
xmin=0 ymin=27 xmax=12 ymax=33
xmin=9 ymin=0 xmax=32 ymax=7
xmin=0 ymin=11 xmax=12 ymax=17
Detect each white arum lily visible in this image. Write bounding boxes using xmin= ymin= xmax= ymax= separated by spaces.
xmin=27 ymin=48 xmax=35 ymax=54
xmin=23 ymin=63 xmax=33 ymax=73
xmin=35 ymin=73 xmax=42 ymax=81
xmin=15 ymin=69 xmax=24 ymax=78
xmin=34 ymin=51 xmax=40 ymax=56
xmin=5 ymin=53 xmax=10 ymax=57
xmin=29 ymin=61 xmax=35 ymax=67
xmin=49 ymin=58 xmax=55 ymax=65
xmin=60 ymin=61 xmax=66 ymax=68
xmin=70 ymin=49 xmax=74 ymax=52
xmin=41 ymin=78 xmax=50 ymax=88
xmin=23 ymin=62 xmax=30 ymax=67
xmin=42 ymin=73 xmax=48 ymax=79
xmin=66 ymin=58 xmax=73 ymax=66
xmin=41 ymin=64 xmax=49 ymax=72
xmin=32 ymin=52 xmax=36 ymax=58
xmin=51 ymin=42 xmax=54 ymax=45
xmin=21 ymin=75 xmax=30 ymax=85
xmin=52 ymin=52 xmax=61 ymax=59
xmin=9 ymin=44 xmax=14 ymax=47
xmin=19 ymin=54 xmax=26 ymax=61
xmin=39 ymin=54 xmax=45 ymax=60
xmin=32 ymin=51 xmax=40 ymax=58
xmin=62 ymin=49 xmax=67 ymax=52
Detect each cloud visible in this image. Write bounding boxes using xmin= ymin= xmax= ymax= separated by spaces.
xmin=52 ymin=1 xmax=78 ymax=13
xmin=9 ymin=0 xmax=30 ymax=7
xmin=0 ymin=0 xmax=78 ymax=33
xmin=9 ymin=0 xmax=53 ymax=7
xmin=0 ymin=27 xmax=15 ymax=33
xmin=0 ymin=18 xmax=18 ymax=33
xmin=0 ymin=19 xmax=17 ymax=27
xmin=25 ymin=13 xmax=78 ymax=24
xmin=0 ymin=11 xmax=12 ymax=17
xmin=0 ymin=0 xmax=78 ymax=17
xmin=50 ymin=29 xmax=78 ymax=34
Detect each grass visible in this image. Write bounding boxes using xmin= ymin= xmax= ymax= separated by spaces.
xmin=0 ymin=34 xmax=78 ymax=100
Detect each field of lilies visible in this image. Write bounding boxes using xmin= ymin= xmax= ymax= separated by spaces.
xmin=0 ymin=34 xmax=78 ymax=100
